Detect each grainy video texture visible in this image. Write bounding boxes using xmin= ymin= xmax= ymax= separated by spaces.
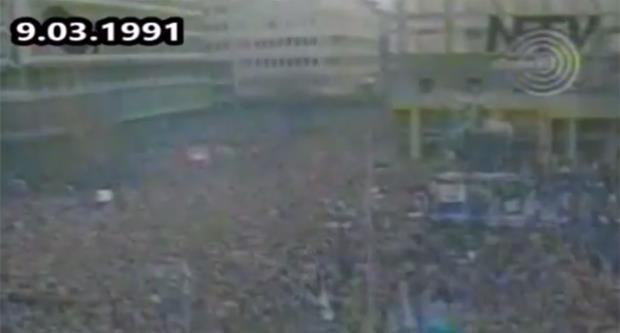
xmin=1 ymin=0 xmax=619 ymax=332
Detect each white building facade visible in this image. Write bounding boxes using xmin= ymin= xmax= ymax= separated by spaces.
xmin=227 ymin=0 xmax=381 ymax=100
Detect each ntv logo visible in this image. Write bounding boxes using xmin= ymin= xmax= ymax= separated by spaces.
xmin=486 ymin=15 xmax=600 ymax=96
xmin=486 ymin=15 xmax=601 ymax=51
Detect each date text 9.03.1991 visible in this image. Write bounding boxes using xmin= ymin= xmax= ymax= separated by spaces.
xmin=10 ymin=17 xmax=184 ymax=46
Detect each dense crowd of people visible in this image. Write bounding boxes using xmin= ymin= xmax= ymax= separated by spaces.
xmin=1 ymin=107 xmax=618 ymax=332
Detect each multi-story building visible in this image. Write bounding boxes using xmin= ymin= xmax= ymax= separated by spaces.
xmin=392 ymin=0 xmax=619 ymax=54
xmin=228 ymin=0 xmax=381 ymax=100
xmin=202 ymin=0 xmax=237 ymax=61
xmin=0 ymin=0 xmax=234 ymax=142
xmin=389 ymin=0 xmax=619 ymax=168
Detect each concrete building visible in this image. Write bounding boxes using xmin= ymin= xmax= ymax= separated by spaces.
xmin=201 ymin=0 xmax=237 ymax=61
xmin=388 ymin=0 xmax=620 ymax=168
xmin=227 ymin=0 xmax=381 ymax=100
xmin=392 ymin=0 xmax=619 ymax=54
xmin=0 ymin=0 xmax=234 ymax=141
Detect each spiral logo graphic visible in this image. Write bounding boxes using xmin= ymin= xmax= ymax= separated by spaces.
xmin=506 ymin=29 xmax=581 ymax=96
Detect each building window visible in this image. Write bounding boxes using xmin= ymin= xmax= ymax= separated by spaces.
xmin=286 ymin=37 xmax=293 ymax=46
xmin=279 ymin=59 xmax=285 ymax=67
xmin=287 ymin=59 xmax=294 ymax=67
xmin=311 ymin=58 xmax=319 ymax=66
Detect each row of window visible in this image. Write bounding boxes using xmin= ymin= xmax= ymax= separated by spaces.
xmin=252 ymin=37 xmax=319 ymax=49
xmin=205 ymin=37 xmax=377 ymax=53
xmin=239 ymin=55 xmax=379 ymax=68
xmin=240 ymin=57 xmax=321 ymax=68
xmin=243 ymin=35 xmax=376 ymax=49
